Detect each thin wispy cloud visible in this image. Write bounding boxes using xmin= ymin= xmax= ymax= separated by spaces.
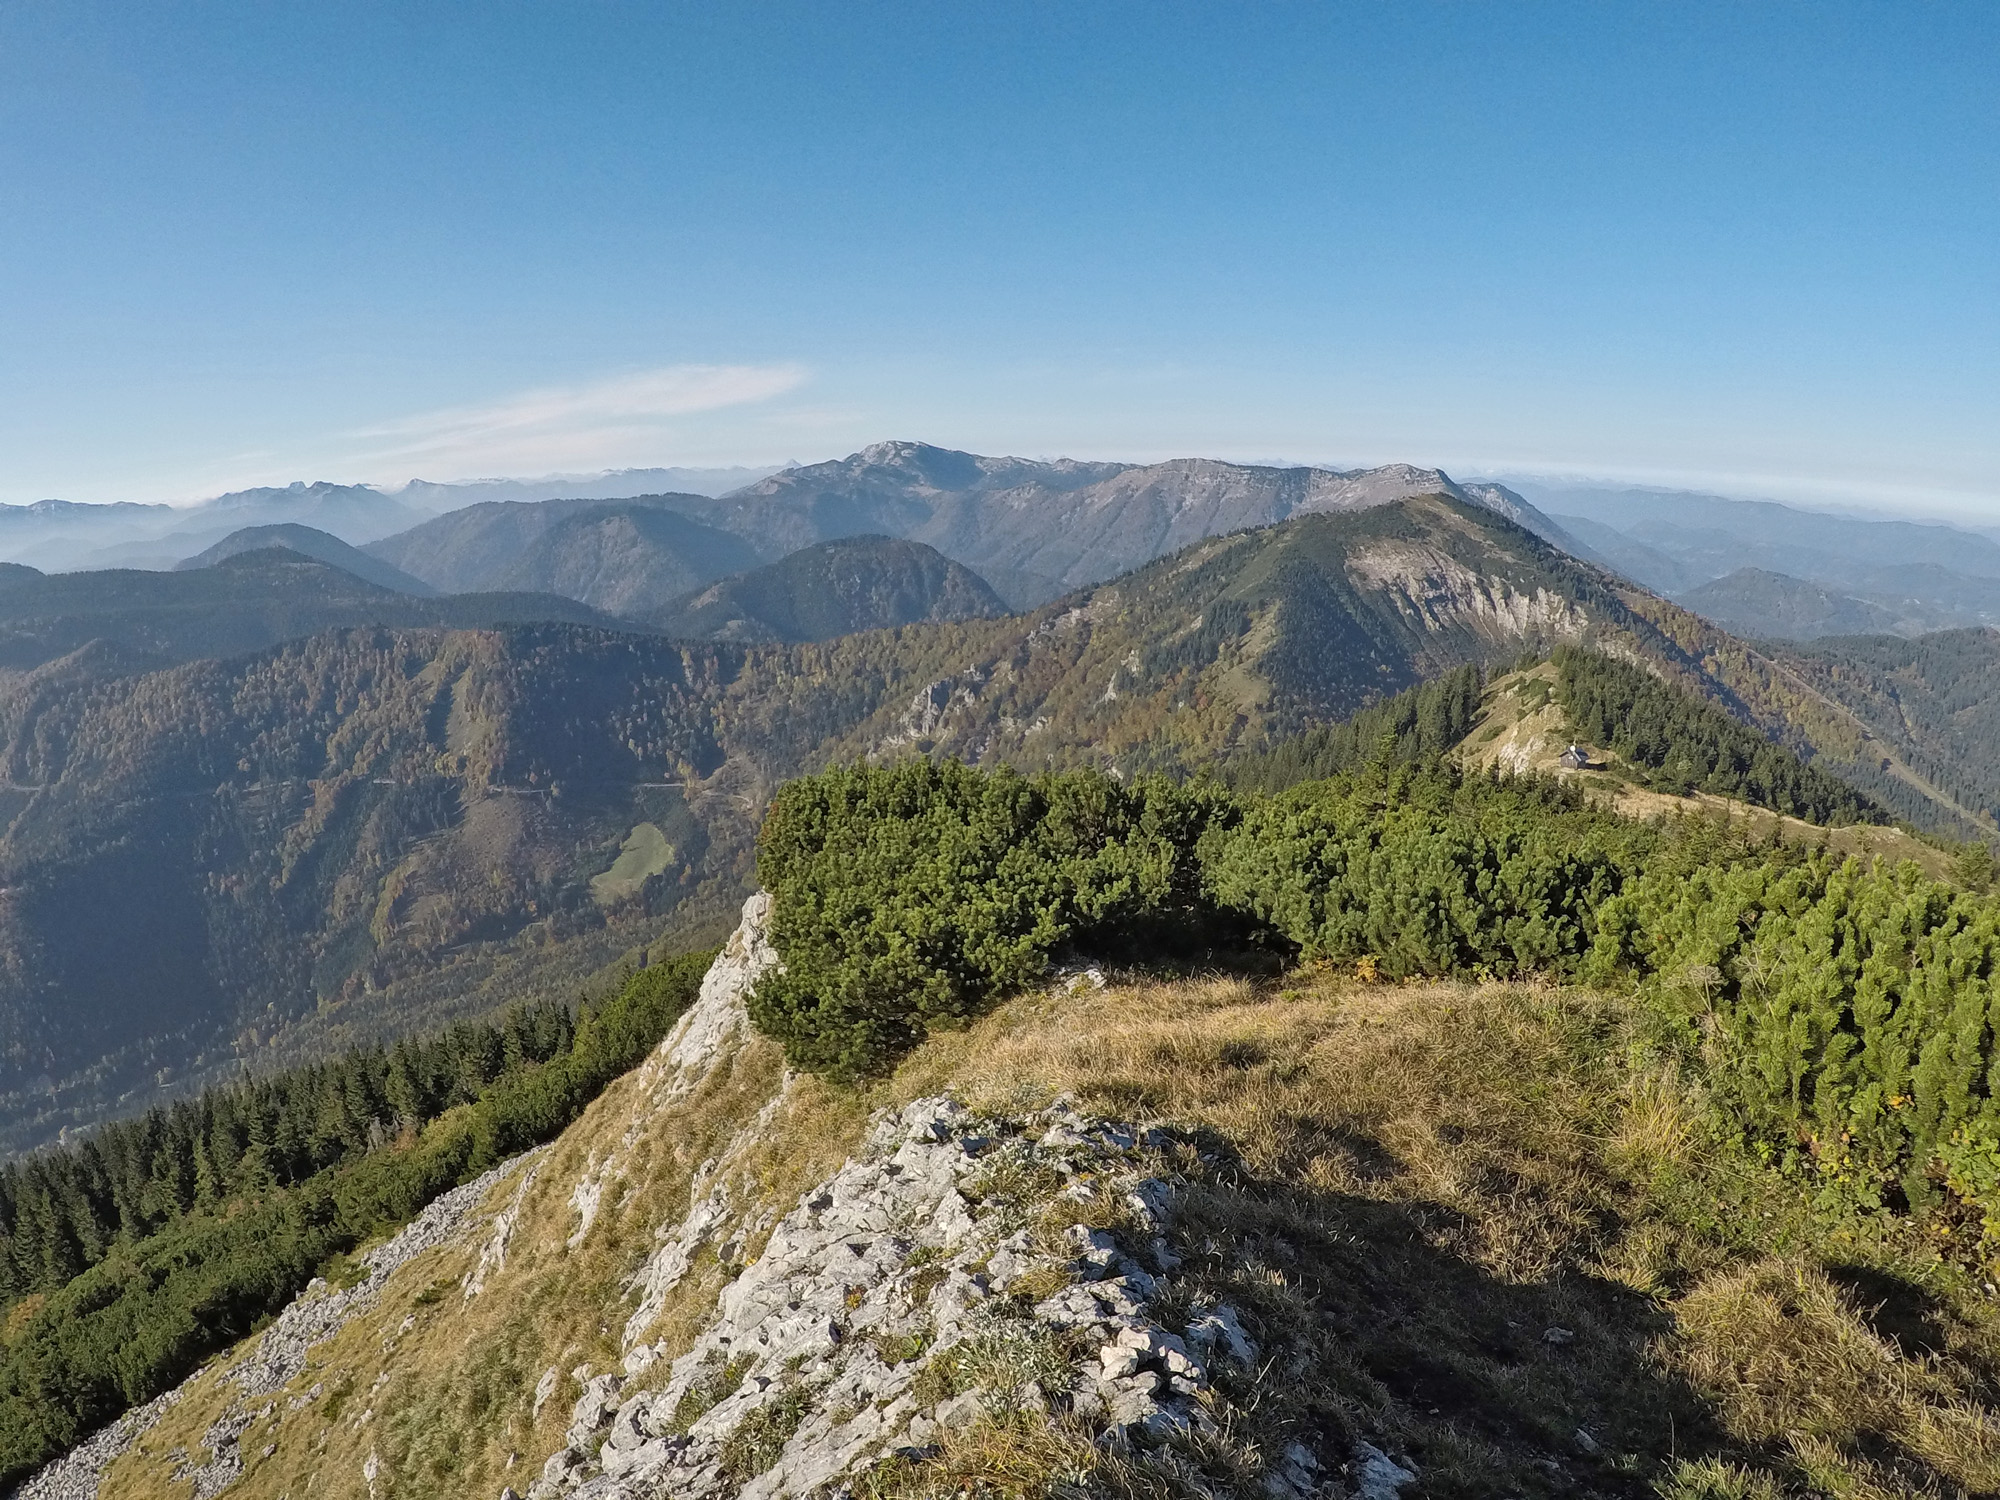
xmin=342 ymin=363 xmax=809 ymax=479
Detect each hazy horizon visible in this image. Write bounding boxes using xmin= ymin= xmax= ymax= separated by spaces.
xmin=11 ymin=444 xmax=2000 ymax=536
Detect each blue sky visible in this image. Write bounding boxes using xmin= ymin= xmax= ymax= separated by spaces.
xmin=1 ymin=2 xmax=1995 ymax=514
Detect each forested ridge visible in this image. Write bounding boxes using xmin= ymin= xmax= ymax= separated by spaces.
xmin=1551 ymin=645 xmax=1885 ymax=824
xmin=0 ymin=1000 xmax=579 ymax=1308
xmin=0 ymin=952 xmax=710 ymax=1485
xmin=1771 ymin=628 xmax=2000 ymax=835
xmin=0 ymin=626 xmax=756 ymax=1155
xmin=651 ymin=534 xmax=1007 ymax=643
xmin=0 ymin=496 xmax=1976 ymax=1161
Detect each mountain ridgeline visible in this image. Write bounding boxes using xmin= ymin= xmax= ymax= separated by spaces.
xmin=650 ymin=535 xmax=1007 ymax=642
xmin=476 ymin=507 xmax=765 ymax=617
xmin=0 ymin=491 xmax=1936 ymax=1157
xmin=175 ymin=523 xmax=439 ymax=596
xmin=0 ymin=550 xmax=624 ymax=673
xmin=1520 ymin=480 xmax=2000 ymax=639
xmin=361 ymin=441 xmax=1579 ymax=611
xmin=0 ymin=469 xmax=781 ymax=575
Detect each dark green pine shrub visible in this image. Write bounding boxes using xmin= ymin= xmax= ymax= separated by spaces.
xmin=1204 ymin=760 xmax=1641 ymax=980
xmin=748 ymin=760 xmax=1235 ymax=1081
xmin=750 ymin=740 xmax=2000 ymax=1244
xmin=1591 ymin=853 xmax=2000 ymax=1222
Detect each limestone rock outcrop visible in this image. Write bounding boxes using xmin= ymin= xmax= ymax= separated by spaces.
xmin=519 ymin=1095 xmax=1264 ymax=1500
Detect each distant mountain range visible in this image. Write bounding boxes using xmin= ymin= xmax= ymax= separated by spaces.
xmin=0 ymin=467 xmax=785 ymax=573
xmin=0 ymin=520 xmax=1031 ymax=677
xmin=646 ymin=442 xmax=1585 ymax=607
xmin=1678 ymin=569 xmax=1904 ymax=638
xmin=1507 ymin=479 xmax=2000 ymax=638
xmin=360 ymin=441 xmax=1577 ymax=612
xmin=176 ymin=521 xmax=437 ymax=595
xmin=0 ymin=549 xmax=624 ymax=671
xmin=392 ymin=464 xmax=783 ymax=509
xmin=0 ymin=484 xmax=424 ymax=572
xmin=365 ymin=498 xmax=763 ymax=614
xmin=16 ymin=447 xmax=2000 ymax=644
xmin=7 ymin=489 xmax=1995 ymax=1153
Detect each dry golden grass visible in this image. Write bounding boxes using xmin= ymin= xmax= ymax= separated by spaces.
xmin=99 ymin=1025 xmax=883 ymax=1500
xmin=98 ymin=963 xmax=2000 ymax=1500
xmin=1675 ymin=1260 xmax=2000 ymax=1495
xmin=1607 ymin=787 xmax=1951 ymax=879
xmin=891 ymin=968 xmax=2000 ymax=1498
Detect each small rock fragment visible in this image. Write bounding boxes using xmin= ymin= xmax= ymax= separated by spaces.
xmin=1353 ymin=1440 xmax=1419 ymax=1500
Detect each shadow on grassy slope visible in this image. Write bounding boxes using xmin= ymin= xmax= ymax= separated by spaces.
xmin=884 ymin=972 xmax=2000 ymax=1500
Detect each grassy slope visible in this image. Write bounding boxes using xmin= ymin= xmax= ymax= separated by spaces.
xmin=96 ymin=965 xmax=2000 ymax=1500
xmin=1462 ymin=662 xmax=1952 ymax=877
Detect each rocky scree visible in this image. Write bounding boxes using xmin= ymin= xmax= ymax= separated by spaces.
xmin=512 ymin=1093 xmax=1383 ymax=1500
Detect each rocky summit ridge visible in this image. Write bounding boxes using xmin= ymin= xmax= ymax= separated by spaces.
xmin=20 ymin=894 xmax=1417 ymax=1500
xmin=535 ymin=1095 xmax=1256 ymax=1500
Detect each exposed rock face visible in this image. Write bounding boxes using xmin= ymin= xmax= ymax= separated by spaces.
xmin=643 ymin=890 xmax=777 ymax=1100
xmin=1344 ymin=541 xmax=1588 ymax=642
xmin=19 ymin=892 xmax=1416 ymax=1500
xmin=520 ymin=1095 xmax=1268 ymax=1500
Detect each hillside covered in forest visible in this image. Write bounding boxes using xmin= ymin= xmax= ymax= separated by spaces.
xmin=650 ymin=535 xmax=1007 ymax=642
xmin=0 ymin=493 xmax=1982 ymax=1156
xmin=0 ymin=550 xmax=626 ymax=672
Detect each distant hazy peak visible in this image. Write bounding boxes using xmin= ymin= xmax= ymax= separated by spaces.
xmin=653 ymin=533 xmax=1007 ymax=643
xmin=0 ymin=498 xmax=175 ymax=518
xmin=177 ymin=523 xmax=438 ymax=596
xmin=746 ymin=441 xmax=1132 ymax=499
xmin=394 ymin=465 xmax=787 ymax=509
